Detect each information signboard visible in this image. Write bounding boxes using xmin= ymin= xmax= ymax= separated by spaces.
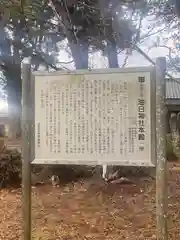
xmin=31 ymin=68 xmax=156 ymax=166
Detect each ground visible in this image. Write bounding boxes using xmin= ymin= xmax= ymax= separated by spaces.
xmin=0 ymin=163 xmax=180 ymax=240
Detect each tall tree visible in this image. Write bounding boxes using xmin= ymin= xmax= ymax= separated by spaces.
xmin=48 ymin=0 xmax=139 ymax=69
xmin=0 ymin=1 xmax=60 ymax=137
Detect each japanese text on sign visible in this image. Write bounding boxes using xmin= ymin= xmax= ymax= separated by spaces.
xmin=33 ymin=70 xmax=155 ymax=166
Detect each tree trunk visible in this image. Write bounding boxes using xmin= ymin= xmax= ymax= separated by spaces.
xmin=7 ymin=92 xmax=21 ymax=139
xmin=107 ymin=38 xmax=119 ymax=68
xmin=68 ymin=42 xmax=82 ymax=69
xmin=67 ymin=31 xmax=89 ymax=69
xmin=5 ymin=66 xmax=21 ymax=139
xmin=4 ymin=20 xmax=22 ymax=139
xmin=80 ymin=42 xmax=89 ymax=69
xmin=69 ymin=41 xmax=89 ymax=69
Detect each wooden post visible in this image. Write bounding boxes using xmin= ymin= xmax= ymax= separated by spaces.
xmin=21 ymin=59 xmax=32 ymax=240
xmin=156 ymin=57 xmax=168 ymax=240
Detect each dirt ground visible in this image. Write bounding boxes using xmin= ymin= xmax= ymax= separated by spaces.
xmin=0 ymin=163 xmax=180 ymax=240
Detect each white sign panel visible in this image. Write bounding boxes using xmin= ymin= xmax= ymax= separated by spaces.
xmin=32 ymin=69 xmax=155 ymax=166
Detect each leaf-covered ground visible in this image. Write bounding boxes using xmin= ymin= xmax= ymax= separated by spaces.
xmin=0 ymin=163 xmax=180 ymax=239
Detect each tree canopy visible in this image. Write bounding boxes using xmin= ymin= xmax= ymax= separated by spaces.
xmin=0 ymin=0 xmax=180 ymax=137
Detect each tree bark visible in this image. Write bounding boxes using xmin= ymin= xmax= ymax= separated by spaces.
xmin=68 ymin=38 xmax=89 ymax=69
xmin=5 ymin=66 xmax=22 ymax=139
xmin=7 ymin=92 xmax=21 ymax=139
xmin=80 ymin=41 xmax=89 ymax=69
xmin=107 ymin=38 xmax=119 ymax=68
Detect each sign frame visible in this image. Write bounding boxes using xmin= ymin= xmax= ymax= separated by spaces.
xmin=29 ymin=67 xmax=157 ymax=167
xmin=21 ymin=58 xmax=168 ymax=240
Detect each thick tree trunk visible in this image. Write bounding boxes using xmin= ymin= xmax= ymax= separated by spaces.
xmin=107 ymin=38 xmax=119 ymax=68
xmin=5 ymin=66 xmax=21 ymax=139
xmin=80 ymin=42 xmax=89 ymax=69
xmin=69 ymin=41 xmax=83 ymax=69
xmin=7 ymin=90 xmax=21 ymax=139
xmin=69 ymin=42 xmax=89 ymax=69
xmin=0 ymin=56 xmax=21 ymax=139
xmin=99 ymin=0 xmax=119 ymax=69
xmin=68 ymin=36 xmax=89 ymax=69
xmin=62 ymin=13 xmax=89 ymax=70
xmin=5 ymin=22 xmax=22 ymax=139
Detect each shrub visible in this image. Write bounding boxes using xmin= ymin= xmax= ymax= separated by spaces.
xmin=0 ymin=147 xmax=21 ymax=188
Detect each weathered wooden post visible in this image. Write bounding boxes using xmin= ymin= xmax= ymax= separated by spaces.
xmin=21 ymin=58 xmax=32 ymax=240
xmin=156 ymin=57 xmax=168 ymax=240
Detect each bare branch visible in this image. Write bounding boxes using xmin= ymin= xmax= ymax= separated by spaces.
xmin=122 ymin=54 xmax=129 ymax=68
xmin=158 ymin=45 xmax=180 ymax=72
xmin=79 ymin=1 xmax=99 ymax=11
xmin=140 ymin=26 xmax=167 ymax=42
xmin=49 ymin=0 xmax=71 ymax=31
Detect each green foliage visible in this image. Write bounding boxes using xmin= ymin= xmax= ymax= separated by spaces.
xmin=0 ymin=0 xmax=44 ymax=21
xmin=0 ymin=147 xmax=21 ymax=188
